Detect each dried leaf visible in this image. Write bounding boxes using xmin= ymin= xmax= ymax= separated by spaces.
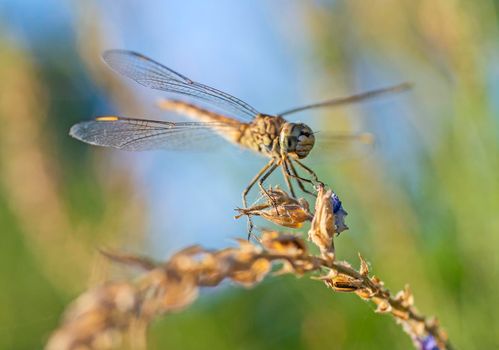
xmin=46 ymin=282 xmax=138 ymax=350
xmin=358 ymin=253 xmax=369 ymax=277
xmin=235 ymin=238 xmax=262 ymax=255
xmin=374 ymin=298 xmax=392 ymax=313
xmin=230 ymin=258 xmax=271 ymax=287
xmin=395 ymin=284 xmax=414 ymax=308
xmin=322 ymin=273 xmax=364 ymax=292
xmin=355 ymin=288 xmax=375 ymax=300
xmin=370 ymin=275 xmax=383 ymax=286
xmin=260 ymin=230 xmax=307 ymax=257
xmin=391 ymin=307 xmax=410 ymax=320
xmin=260 ymin=206 xmax=311 ymax=228
xmin=272 ymin=260 xmax=296 ymax=276
xmin=308 ymin=185 xmax=335 ymax=256
xmin=139 ymin=268 xmax=200 ymax=318
xmin=236 ymin=187 xmax=312 ymax=228
xmin=160 ymin=276 xmax=199 ymax=312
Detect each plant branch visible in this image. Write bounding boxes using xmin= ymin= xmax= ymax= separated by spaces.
xmin=46 ymin=231 xmax=451 ymax=350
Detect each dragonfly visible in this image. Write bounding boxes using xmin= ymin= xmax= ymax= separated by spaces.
xmin=70 ymin=50 xmax=410 ymax=236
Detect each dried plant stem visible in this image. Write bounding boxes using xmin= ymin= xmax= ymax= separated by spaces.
xmin=47 ymin=232 xmax=451 ymax=350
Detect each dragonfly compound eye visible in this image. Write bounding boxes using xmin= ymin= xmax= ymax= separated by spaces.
xmin=280 ymin=123 xmax=315 ymax=159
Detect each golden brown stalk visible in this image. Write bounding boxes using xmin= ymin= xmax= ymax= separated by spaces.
xmin=46 ymin=231 xmax=451 ymax=350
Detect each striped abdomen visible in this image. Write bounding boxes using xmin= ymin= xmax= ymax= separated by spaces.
xmin=158 ymin=99 xmax=285 ymax=158
xmin=157 ymin=99 xmax=245 ymax=144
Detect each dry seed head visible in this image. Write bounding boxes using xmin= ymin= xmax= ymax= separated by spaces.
xmin=48 ymin=229 xmax=452 ymax=350
xmin=391 ymin=307 xmax=411 ymax=320
xmin=395 ymin=285 xmax=414 ymax=308
xmin=46 ymin=282 xmax=138 ymax=350
xmin=236 ymin=186 xmax=312 ymax=228
xmin=260 ymin=230 xmax=307 ymax=257
xmin=308 ymin=185 xmax=335 ymax=256
xmin=358 ymin=253 xmax=370 ymax=277
xmin=355 ymin=288 xmax=376 ymax=300
xmin=229 ymin=258 xmax=271 ymax=287
xmin=260 ymin=206 xmax=311 ymax=228
xmin=322 ymin=273 xmax=364 ymax=292
xmin=374 ymin=298 xmax=393 ymax=313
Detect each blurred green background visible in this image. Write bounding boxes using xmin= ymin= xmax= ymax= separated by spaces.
xmin=0 ymin=1 xmax=498 ymax=349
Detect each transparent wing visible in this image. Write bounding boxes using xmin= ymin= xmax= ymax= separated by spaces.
xmin=309 ymin=132 xmax=376 ymax=162
xmin=103 ymin=50 xmax=260 ymax=121
xmin=277 ymin=83 xmax=412 ymax=116
xmin=69 ymin=116 xmax=237 ymax=151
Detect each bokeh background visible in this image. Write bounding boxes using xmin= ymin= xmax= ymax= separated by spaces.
xmin=1 ymin=1 xmax=498 ymax=349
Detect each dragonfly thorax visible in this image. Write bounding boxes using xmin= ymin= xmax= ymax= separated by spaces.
xmin=279 ymin=122 xmax=315 ymax=159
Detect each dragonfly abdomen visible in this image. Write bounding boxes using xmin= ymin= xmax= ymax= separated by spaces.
xmin=158 ymin=99 xmax=244 ymax=143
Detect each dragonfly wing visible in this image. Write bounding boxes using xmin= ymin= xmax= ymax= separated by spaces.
xmin=69 ymin=116 xmax=238 ymax=152
xmin=103 ymin=50 xmax=260 ymax=121
xmin=277 ymin=83 xmax=412 ymax=116
xmin=308 ymin=132 xmax=376 ymax=162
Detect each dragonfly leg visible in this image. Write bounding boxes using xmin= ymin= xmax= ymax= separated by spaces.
xmin=242 ymin=159 xmax=276 ymax=239
xmin=294 ymin=160 xmax=324 ymax=187
xmin=287 ymin=160 xmax=316 ymax=197
xmin=281 ymin=161 xmax=296 ymax=198
xmin=257 ymin=163 xmax=279 ymax=198
xmin=257 ymin=163 xmax=280 ymax=215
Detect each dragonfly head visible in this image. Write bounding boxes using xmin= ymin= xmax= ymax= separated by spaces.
xmin=279 ymin=122 xmax=315 ymax=159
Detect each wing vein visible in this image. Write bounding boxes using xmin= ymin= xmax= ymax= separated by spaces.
xmin=103 ymin=50 xmax=259 ymax=121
